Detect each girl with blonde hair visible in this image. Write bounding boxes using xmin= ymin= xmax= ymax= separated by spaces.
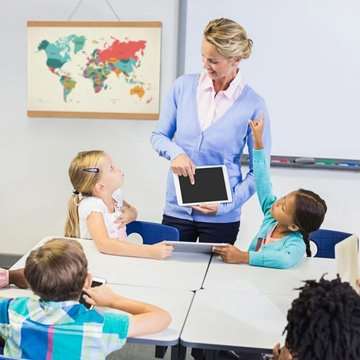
xmin=65 ymin=150 xmax=173 ymax=259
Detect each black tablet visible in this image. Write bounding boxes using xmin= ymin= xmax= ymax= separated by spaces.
xmin=173 ymin=165 xmax=232 ymax=206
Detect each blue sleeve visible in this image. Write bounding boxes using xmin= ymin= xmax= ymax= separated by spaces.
xmin=252 ymin=149 xmax=276 ymax=214
xmin=150 ymin=77 xmax=186 ymax=161
xmin=0 ymin=298 xmax=11 ymax=324
xmin=103 ymin=311 xmax=129 ymax=339
xmin=248 ymin=236 xmax=306 ymax=269
xmin=102 ymin=311 xmax=130 ymax=353
xmin=217 ymin=100 xmax=271 ymax=215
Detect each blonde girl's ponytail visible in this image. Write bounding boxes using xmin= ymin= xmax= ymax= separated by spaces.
xmin=64 ymin=150 xmax=106 ymax=238
xmin=64 ymin=193 xmax=81 ymax=238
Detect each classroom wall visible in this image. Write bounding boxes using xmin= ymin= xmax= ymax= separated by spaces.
xmin=1 ymin=0 xmax=359 ymax=255
xmin=0 ymin=0 xmax=179 ymax=254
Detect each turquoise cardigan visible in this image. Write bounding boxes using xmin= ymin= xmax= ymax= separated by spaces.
xmin=248 ymin=149 xmax=305 ymax=269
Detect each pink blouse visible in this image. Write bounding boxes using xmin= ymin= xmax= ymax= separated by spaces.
xmin=196 ymin=70 xmax=245 ymax=131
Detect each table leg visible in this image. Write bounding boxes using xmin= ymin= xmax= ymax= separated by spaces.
xmin=171 ymin=343 xmax=187 ymax=360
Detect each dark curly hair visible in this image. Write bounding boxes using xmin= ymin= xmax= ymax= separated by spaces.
xmin=284 ymin=276 xmax=360 ymax=360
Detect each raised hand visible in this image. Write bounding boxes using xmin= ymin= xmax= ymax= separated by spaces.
xmin=249 ymin=114 xmax=265 ymax=149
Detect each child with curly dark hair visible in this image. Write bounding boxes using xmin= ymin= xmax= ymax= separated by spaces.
xmin=273 ymin=276 xmax=360 ymax=360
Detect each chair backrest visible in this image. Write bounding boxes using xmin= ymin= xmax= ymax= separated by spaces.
xmin=309 ymin=229 xmax=352 ymax=258
xmin=126 ymin=221 xmax=179 ymax=245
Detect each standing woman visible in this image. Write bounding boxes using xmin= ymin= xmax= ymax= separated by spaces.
xmin=151 ymin=18 xmax=271 ymax=245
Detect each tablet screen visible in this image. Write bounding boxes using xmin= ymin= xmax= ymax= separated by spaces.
xmin=178 ymin=166 xmax=230 ymax=204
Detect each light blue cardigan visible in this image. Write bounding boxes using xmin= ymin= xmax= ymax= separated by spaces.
xmin=248 ymin=149 xmax=306 ymax=269
xmin=151 ymin=74 xmax=271 ymax=223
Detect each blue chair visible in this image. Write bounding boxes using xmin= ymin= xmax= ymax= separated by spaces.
xmin=126 ymin=221 xmax=179 ymax=360
xmin=126 ymin=221 xmax=179 ymax=244
xmin=309 ymin=229 xmax=352 ymax=258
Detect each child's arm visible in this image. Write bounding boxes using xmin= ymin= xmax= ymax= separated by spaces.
xmin=248 ymin=236 xmax=306 ymax=269
xmin=213 ymin=245 xmax=249 ymax=264
xmin=87 ymin=212 xmax=173 ymax=259
xmin=249 ymin=118 xmax=276 ymax=214
xmin=83 ymin=285 xmax=172 ymax=337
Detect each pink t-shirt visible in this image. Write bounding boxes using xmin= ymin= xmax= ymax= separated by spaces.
xmin=264 ymin=224 xmax=281 ymax=246
xmin=255 ymin=224 xmax=281 ymax=252
xmin=0 ymin=268 xmax=9 ymax=288
xmin=196 ymin=70 xmax=245 ymax=131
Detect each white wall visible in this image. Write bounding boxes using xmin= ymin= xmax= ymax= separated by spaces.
xmin=0 ymin=0 xmax=179 ymax=254
xmin=1 ymin=0 xmax=359 ymax=255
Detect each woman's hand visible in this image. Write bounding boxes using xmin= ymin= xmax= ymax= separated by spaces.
xmin=171 ymin=154 xmax=196 ymax=185
xmin=272 ymin=343 xmax=293 ymax=360
xmin=192 ymin=203 xmax=218 ymax=215
xmin=213 ymin=245 xmax=249 ymax=264
xmin=115 ymin=201 xmax=138 ymax=228
xmin=249 ymin=115 xmax=265 ymax=149
xmin=149 ymin=242 xmax=174 ymax=260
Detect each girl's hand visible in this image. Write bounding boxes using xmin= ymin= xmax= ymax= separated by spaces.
xmin=249 ymin=115 xmax=265 ymax=149
xmin=213 ymin=245 xmax=249 ymax=264
xmin=171 ymin=154 xmax=196 ymax=185
xmin=115 ymin=201 xmax=138 ymax=227
xmin=149 ymin=242 xmax=174 ymax=260
xmin=9 ymin=269 xmax=28 ymax=289
xmin=82 ymin=284 xmax=117 ymax=308
xmin=272 ymin=343 xmax=293 ymax=360
xmin=192 ymin=203 xmax=218 ymax=215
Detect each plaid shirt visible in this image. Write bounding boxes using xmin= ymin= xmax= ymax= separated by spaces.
xmin=0 ymin=297 xmax=129 ymax=359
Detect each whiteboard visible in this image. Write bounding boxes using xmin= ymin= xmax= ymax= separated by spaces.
xmin=184 ymin=0 xmax=360 ymax=160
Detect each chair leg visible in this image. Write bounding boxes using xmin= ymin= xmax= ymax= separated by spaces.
xmin=204 ymin=349 xmax=217 ymax=360
xmin=155 ymin=345 xmax=168 ymax=358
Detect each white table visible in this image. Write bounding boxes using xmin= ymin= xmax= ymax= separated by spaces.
xmin=181 ymin=288 xmax=293 ymax=357
xmin=203 ymin=255 xmax=337 ymax=295
xmin=12 ymin=237 xmax=212 ymax=291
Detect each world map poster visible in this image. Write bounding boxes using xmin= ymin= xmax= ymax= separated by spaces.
xmin=27 ymin=21 xmax=161 ymax=120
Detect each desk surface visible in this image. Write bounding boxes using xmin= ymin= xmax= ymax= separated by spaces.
xmin=181 ymin=288 xmax=292 ymax=351
xmin=9 ymin=237 xmax=340 ymax=353
xmin=203 ymin=256 xmax=337 ymax=294
xmin=12 ymin=237 xmax=212 ymax=291
xmin=0 ymin=284 xmax=194 ymax=346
